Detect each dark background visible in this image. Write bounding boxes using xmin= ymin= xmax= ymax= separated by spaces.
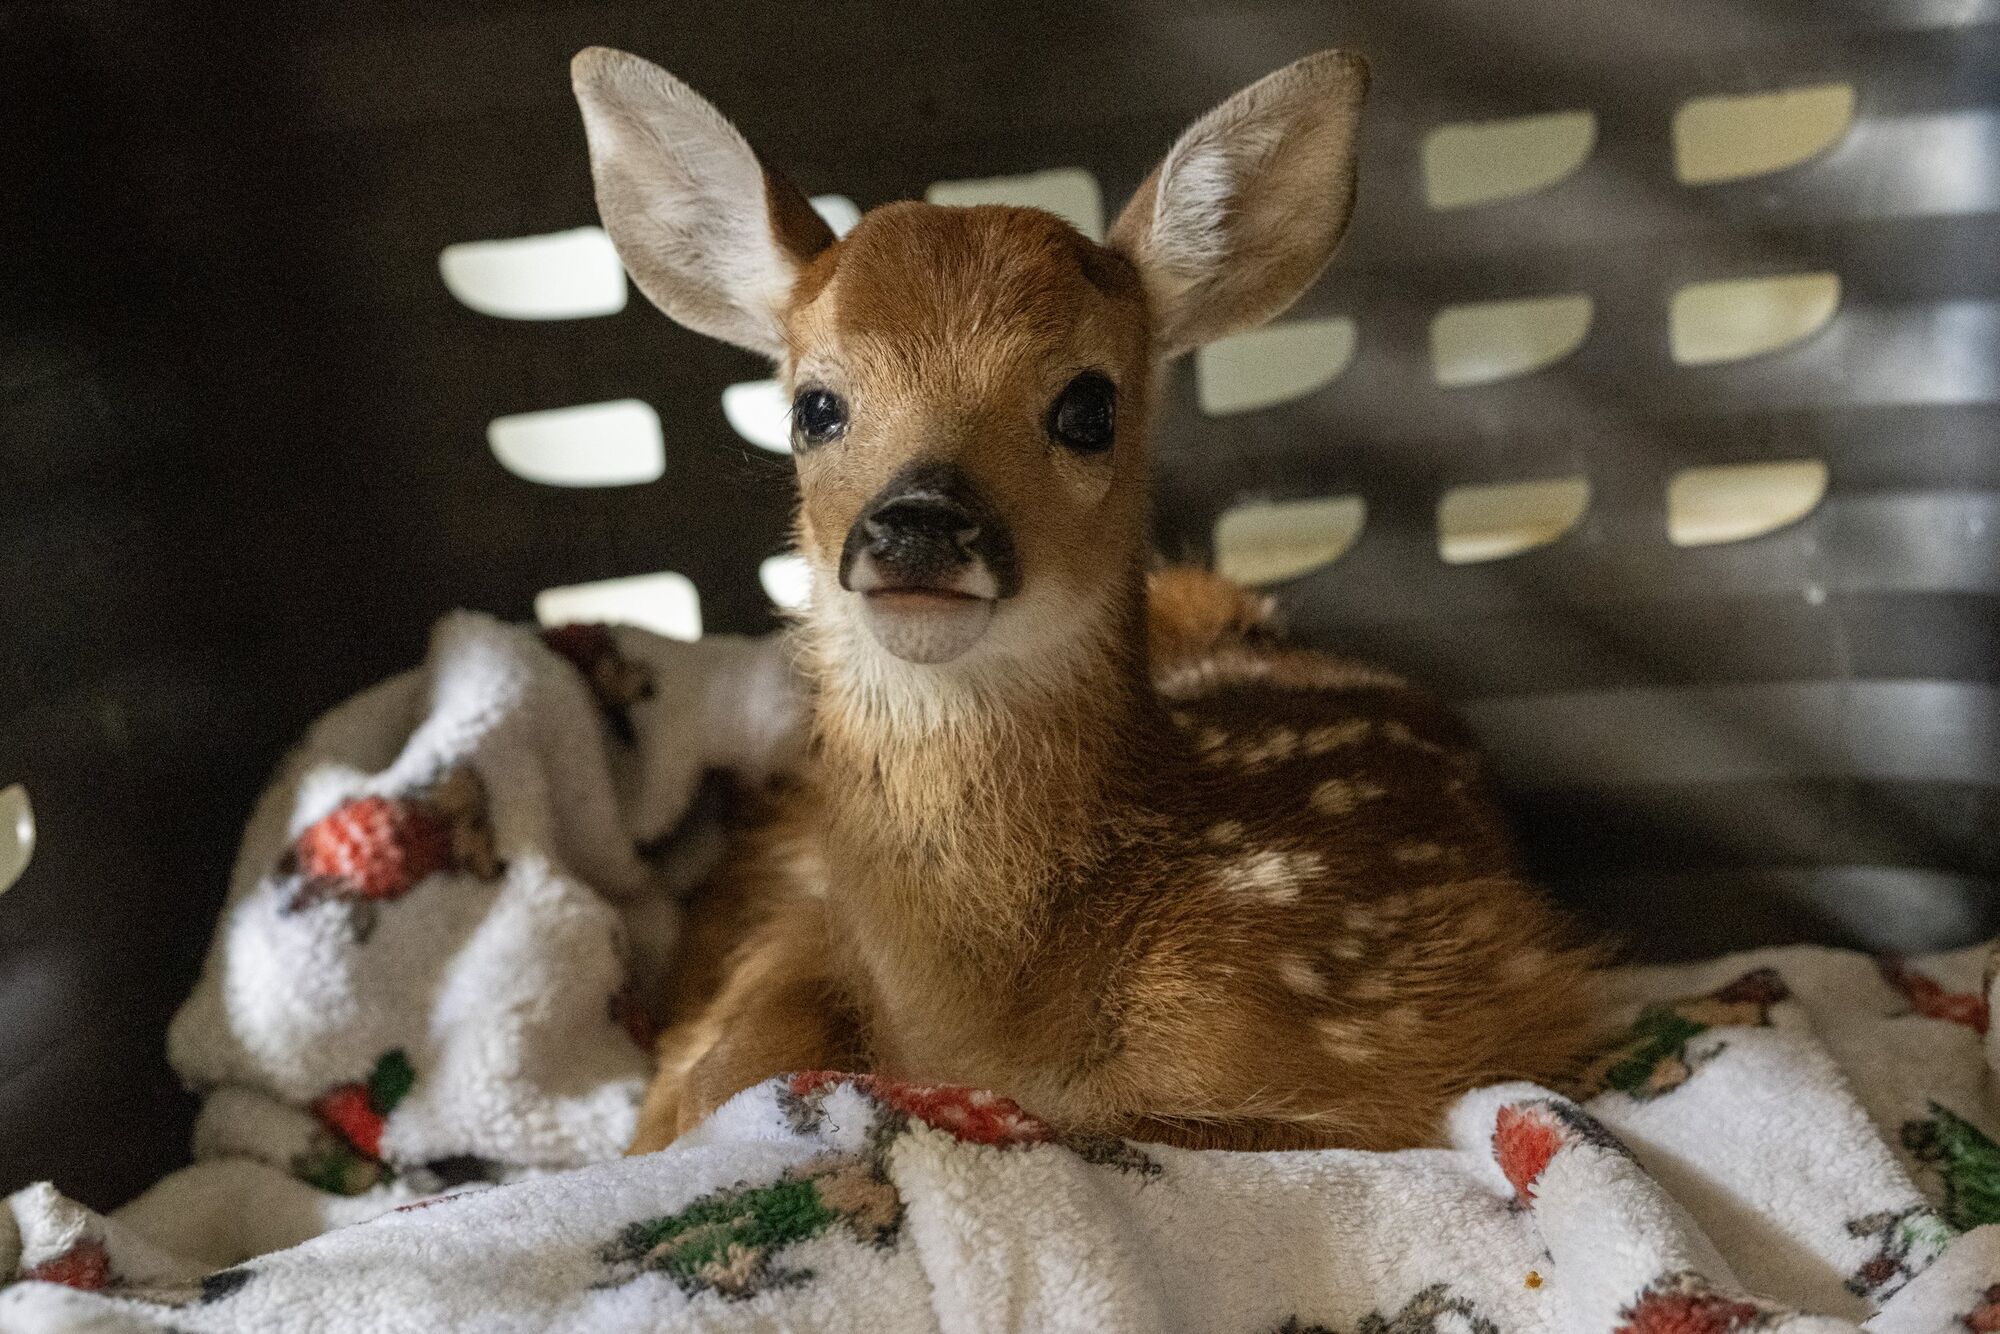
xmin=4 ymin=0 xmax=1996 ymax=1207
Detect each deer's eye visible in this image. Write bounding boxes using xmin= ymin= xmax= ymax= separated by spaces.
xmin=1049 ymin=372 xmax=1115 ymax=453
xmin=793 ymin=388 xmax=848 ymax=447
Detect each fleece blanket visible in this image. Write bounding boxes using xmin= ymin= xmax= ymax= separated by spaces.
xmin=2 ymin=613 xmax=1996 ymax=1333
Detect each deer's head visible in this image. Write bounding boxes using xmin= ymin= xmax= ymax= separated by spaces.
xmin=574 ymin=48 xmax=1366 ymax=677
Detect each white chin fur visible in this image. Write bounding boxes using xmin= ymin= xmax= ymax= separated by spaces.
xmin=862 ymin=596 xmax=996 ymax=664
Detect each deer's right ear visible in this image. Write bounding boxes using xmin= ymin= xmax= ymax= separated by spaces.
xmin=572 ymin=48 xmax=833 ymax=360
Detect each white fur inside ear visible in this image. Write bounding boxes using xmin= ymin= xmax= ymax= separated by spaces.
xmin=1112 ymin=50 xmax=1368 ymax=358
xmin=573 ymin=49 xmax=804 ymax=358
xmin=1149 ymin=117 xmax=1286 ymax=278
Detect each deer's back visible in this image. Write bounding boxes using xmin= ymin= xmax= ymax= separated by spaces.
xmin=1036 ymin=645 xmax=1605 ymax=1149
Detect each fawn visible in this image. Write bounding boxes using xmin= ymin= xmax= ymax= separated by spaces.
xmin=573 ymin=46 xmax=1603 ymax=1154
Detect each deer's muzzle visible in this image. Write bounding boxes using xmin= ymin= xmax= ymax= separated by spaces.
xmin=840 ymin=463 xmax=1020 ymax=664
xmin=839 ymin=463 xmax=1020 ymax=601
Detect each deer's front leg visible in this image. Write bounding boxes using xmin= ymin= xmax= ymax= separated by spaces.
xmin=628 ymin=895 xmax=860 ymax=1154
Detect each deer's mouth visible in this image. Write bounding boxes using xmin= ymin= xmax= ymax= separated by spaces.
xmin=855 ymin=581 xmax=997 ymax=664
xmin=837 ymin=463 xmax=1017 ymax=664
xmin=864 ymin=586 xmax=986 ymax=608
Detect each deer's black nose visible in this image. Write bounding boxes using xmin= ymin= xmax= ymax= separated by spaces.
xmin=861 ymin=493 xmax=980 ymax=551
xmin=840 ymin=463 xmax=1020 ymax=597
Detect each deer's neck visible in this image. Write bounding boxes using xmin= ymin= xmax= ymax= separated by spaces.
xmin=804 ymin=583 xmax=1164 ymax=968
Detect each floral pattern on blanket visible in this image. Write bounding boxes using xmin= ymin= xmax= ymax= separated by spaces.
xmin=1900 ymin=1102 xmax=2000 ymax=1230
xmin=1613 ymin=1271 xmax=1792 ymax=1334
xmin=1492 ymin=1097 xmax=1632 ymax=1205
xmin=1269 ymin=1283 xmax=1498 ymax=1334
xmin=278 ymin=767 xmax=502 ymax=940
xmin=11 ymin=615 xmax=2000 ymax=1333
xmin=15 ymin=1228 xmax=257 ymax=1311
xmin=542 ymin=622 xmax=655 ymax=744
xmin=19 ymin=1239 xmax=110 ymax=1293
xmin=601 ymin=1074 xmax=1161 ymax=1302
xmin=1878 ymin=958 xmax=1991 ymax=1034
xmin=1963 ymin=1284 xmax=2000 ymax=1333
xmin=1575 ymin=969 xmax=1789 ymax=1102
xmin=781 ymin=1072 xmax=1163 ymax=1177
xmin=601 ymin=1150 xmax=901 ymax=1300
xmin=293 ymin=1049 xmax=417 ymax=1196
xmin=1841 ymin=1206 xmax=1955 ymax=1302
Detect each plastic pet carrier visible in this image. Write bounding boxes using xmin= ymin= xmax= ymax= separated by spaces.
xmin=4 ymin=0 xmax=1996 ymax=1209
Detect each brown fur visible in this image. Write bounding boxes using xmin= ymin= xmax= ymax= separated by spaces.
xmin=573 ymin=47 xmax=1605 ymax=1158
xmin=632 ymin=566 xmax=1602 ymax=1153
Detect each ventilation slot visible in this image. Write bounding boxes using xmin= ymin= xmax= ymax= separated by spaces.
xmin=1438 ymin=477 xmax=1591 ymax=564
xmin=721 ymin=381 xmax=793 ymax=454
xmin=926 ymin=168 xmax=1105 ymax=241
xmin=1432 ymin=294 xmax=1593 ymax=388
xmin=1667 ymin=460 xmax=1829 ymax=547
xmin=759 ymin=553 xmax=813 ymax=611
xmin=1669 ymin=273 xmax=1840 ymax=366
xmin=0 ymin=783 xmax=33 ymax=896
xmin=1196 ymin=318 xmax=1358 ymax=415
xmin=809 ymin=194 xmax=863 ymax=237
xmin=534 ymin=573 xmax=702 ymax=641
xmin=1214 ymin=496 xmax=1367 ymax=585
xmin=1673 ymin=84 xmax=1857 ymax=185
xmin=439 ymin=227 xmax=627 ymax=320
xmin=488 ymin=400 xmax=665 ymax=487
xmin=1422 ymin=110 xmax=1597 ymax=209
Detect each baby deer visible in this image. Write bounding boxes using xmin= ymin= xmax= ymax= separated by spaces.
xmin=573 ymin=47 xmax=1602 ymax=1154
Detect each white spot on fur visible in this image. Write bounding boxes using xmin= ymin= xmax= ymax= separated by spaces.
xmin=1163 ymin=655 xmax=1275 ymax=697
xmin=1303 ymin=720 xmax=1370 ymax=754
xmin=1328 ymin=936 xmax=1366 ymax=961
xmin=1379 ymin=1005 xmax=1426 ymax=1034
xmin=1379 ymin=719 xmax=1449 ymax=756
xmin=1311 ymin=779 xmax=1355 ymax=816
xmin=1349 ymin=972 xmax=1399 ymax=1002
xmin=1234 ymin=727 xmax=1300 ymax=768
xmin=1277 ymin=955 xmax=1327 ymax=997
xmin=1314 ymin=1016 xmax=1376 ymax=1060
xmin=1205 ymin=820 xmax=1246 ymax=846
xmin=1226 ymin=849 xmax=1322 ymax=902
xmin=1310 ymin=778 xmax=1385 ymax=816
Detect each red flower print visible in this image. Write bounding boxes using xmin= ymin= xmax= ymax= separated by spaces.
xmin=1494 ymin=1103 xmax=1564 ymax=1204
xmin=1964 ymin=1283 xmax=2000 ymax=1333
xmin=280 ymin=773 xmax=500 ymax=938
xmin=1881 ymin=959 xmax=1990 ymax=1034
xmin=292 ymin=796 xmax=454 ymax=902
xmin=22 ymin=1239 xmax=111 ymax=1292
xmin=786 ymin=1073 xmax=1055 ymax=1147
xmin=313 ymin=1084 xmax=387 ymax=1159
xmin=299 ymin=1049 xmax=417 ymax=1189
xmin=1615 ymin=1273 xmax=1784 ymax=1334
xmin=870 ymin=1082 xmax=1055 ymax=1147
xmin=786 ymin=1070 xmax=851 ymax=1099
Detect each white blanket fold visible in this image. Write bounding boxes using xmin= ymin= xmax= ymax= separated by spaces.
xmin=3 ymin=612 xmax=1996 ymax=1332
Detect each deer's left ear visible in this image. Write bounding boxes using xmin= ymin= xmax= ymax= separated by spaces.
xmin=1109 ymin=50 xmax=1369 ymax=359
xmin=572 ymin=47 xmax=833 ymax=360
